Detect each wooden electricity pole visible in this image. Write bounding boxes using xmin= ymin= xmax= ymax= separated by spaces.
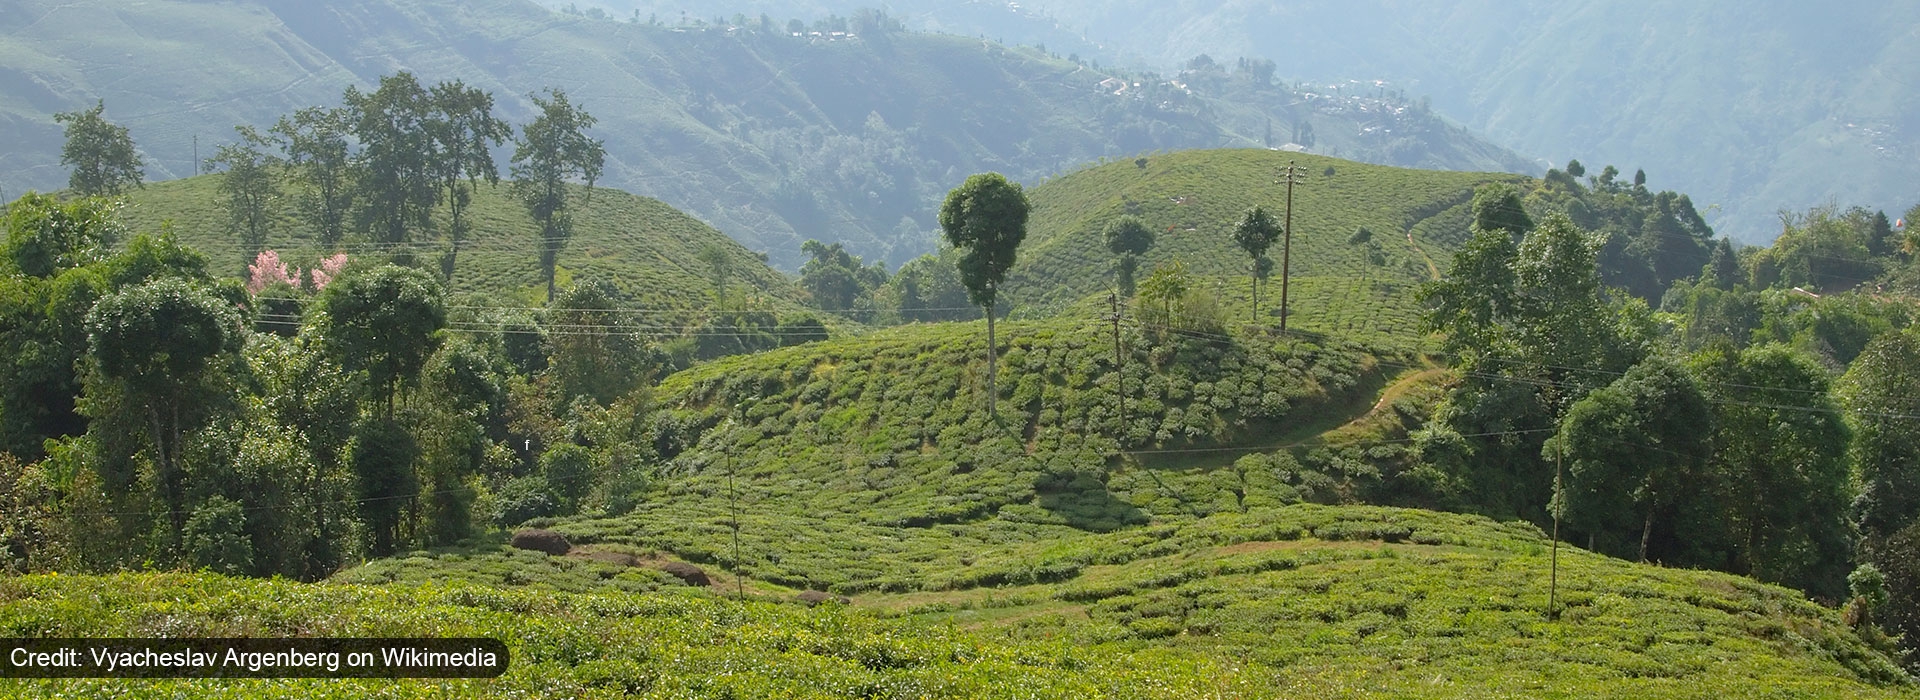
xmin=1108 ymin=291 xmax=1125 ymax=423
xmin=1276 ymin=161 xmax=1307 ymax=331
xmin=1549 ymin=447 xmax=1563 ymax=620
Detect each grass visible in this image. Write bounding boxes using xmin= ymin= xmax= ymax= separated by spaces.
xmin=1006 ymin=148 xmax=1529 ymax=347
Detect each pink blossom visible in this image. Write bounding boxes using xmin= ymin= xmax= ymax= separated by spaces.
xmin=309 ymin=253 xmax=349 ymax=290
xmin=247 ymin=250 xmax=298 ymax=294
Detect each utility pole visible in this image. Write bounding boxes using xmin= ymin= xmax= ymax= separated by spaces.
xmin=727 ymin=413 xmax=744 ymax=602
xmin=192 ymin=134 xmax=199 ymax=176
xmin=1275 ymin=161 xmax=1307 ymax=331
xmin=1549 ymin=447 xmax=1563 ymax=620
xmin=1108 ymin=291 xmax=1125 ymax=424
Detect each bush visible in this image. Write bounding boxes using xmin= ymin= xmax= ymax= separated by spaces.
xmin=796 ymin=590 xmax=849 ymax=606
xmin=494 ymin=476 xmax=560 ymax=527
xmin=510 ymin=528 xmax=572 ymax=556
xmin=659 ymin=560 xmax=710 ymax=586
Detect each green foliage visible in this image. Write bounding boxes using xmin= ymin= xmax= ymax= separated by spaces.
xmin=183 ymin=495 xmax=252 ymax=576
xmin=547 ymin=279 xmax=658 ymax=406
xmin=940 ymin=173 xmax=1029 ymax=311
xmin=3 ymin=192 xmax=121 ymax=278
xmin=52 ymin=100 xmax=142 ymax=197
xmin=798 ymin=240 xmax=886 ymax=311
xmin=315 ymin=264 xmax=446 ymax=414
xmin=1751 ymin=205 xmax=1884 ymax=293
xmin=204 ymin=126 xmax=280 ymax=271
xmin=352 ymin=417 xmax=419 ymax=557
xmin=1101 ymin=215 xmax=1154 ymax=297
xmin=1690 ymin=343 xmax=1855 ymax=600
xmin=270 ymin=106 xmax=355 ymax=247
xmin=1231 ymin=205 xmax=1280 ymax=315
xmin=1545 ymin=357 xmax=1712 ymax=562
xmin=1840 ymin=328 xmax=1920 ymax=540
xmin=344 ymin=72 xmax=438 ymax=251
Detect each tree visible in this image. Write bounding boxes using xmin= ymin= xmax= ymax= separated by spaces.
xmin=315 ymin=265 xmax=446 ymax=417
xmin=548 ymin=279 xmax=655 ymax=405
xmin=1471 ymin=183 xmax=1533 ymax=238
xmin=698 ymin=242 xmax=733 ymax=307
xmin=205 ymin=126 xmax=281 ymax=274
xmin=1565 ymin=159 xmax=1586 ymax=178
xmin=427 ymin=80 xmax=512 ymax=280
xmin=0 ymin=195 xmax=123 ymax=458
xmin=346 ymin=73 xmax=438 ymax=254
xmin=1702 ymin=238 xmax=1741 ymax=289
xmin=939 ymin=172 xmax=1028 ymax=418
xmin=1103 ymin=215 xmax=1154 ymax=298
xmin=1137 ymin=259 xmax=1192 ymax=329
xmin=799 ymin=240 xmax=885 ymax=311
xmin=272 ymin=106 xmax=355 ymax=247
xmin=351 ymin=417 xmax=418 ymax=556
xmin=1838 ymin=328 xmax=1920 ymax=541
xmin=1544 ymin=357 xmax=1712 ymax=562
xmin=54 ymin=100 xmax=143 ymax=196
xmin=86 ymin=278 xmax=244 ymax=542
xmin=1231 ymin=206 xmax=1280 ymax=318
xmin=512 ymin=88 xmax=606 ymax=303
xmin=1692 ymin=342 xmax=1854 ymax=599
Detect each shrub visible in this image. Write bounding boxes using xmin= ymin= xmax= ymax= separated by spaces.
xmin=510 ymin=528 xmax=572 ymax=556
xmin=796 ymin=590 xmax=849 ymax=606
xmin=659 ymin=560 xmax=710 ymax=586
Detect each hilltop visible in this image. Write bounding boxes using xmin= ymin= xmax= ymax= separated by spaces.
xmin=1007 ymin=148 xmax=1530 ymax=345
xmin=115 ymin=175 xmax=805 ymax=312
xmin=0 ymin=0 xmax=1535 ymax=268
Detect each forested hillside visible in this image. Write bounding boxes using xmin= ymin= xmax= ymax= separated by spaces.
xmin=578 ymin=0 xmax=1920 ymax=245
xmin=0 ymin=0 xmax=1533 ymax=270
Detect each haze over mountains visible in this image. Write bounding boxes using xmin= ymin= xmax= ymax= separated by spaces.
xmin=0 ymin=0 xmax=1532 ymax=270
xmin=581 ymin=0 xmax=1920 ymax=244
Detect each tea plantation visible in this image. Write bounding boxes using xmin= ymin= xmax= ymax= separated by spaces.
xmin=292 ymin=318 xmax=1919 ymax=698
xmin=1008 ymin=148 xmax=1530 ymax=346
xmin=113 ymin=175 xmax=807 ymax=312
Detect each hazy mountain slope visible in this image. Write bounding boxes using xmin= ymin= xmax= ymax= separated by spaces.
xmin=0 ymin=0 xmax=1534 ymax=270
xmin=591 ymin=0 xmax=1920 ymax=244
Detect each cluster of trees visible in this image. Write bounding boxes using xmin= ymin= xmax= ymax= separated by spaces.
xmin=0 ymin=193 xmax=715 ymax=577
xmin=52 ymin=75 xmax=606 ymax=298
xmin=1415 ymin=178 xmax=1920 ymax=667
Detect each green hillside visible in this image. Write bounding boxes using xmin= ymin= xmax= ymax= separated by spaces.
xmin=114 ymin=175 xmax=805 ymax=312
xmin=0 ymin=0 xmax=1534 ymax=269
xmin=1007 ymin=148 xmax=1530 ymax=345
xmin=309 ymin=316 xmax=1914 ymax=696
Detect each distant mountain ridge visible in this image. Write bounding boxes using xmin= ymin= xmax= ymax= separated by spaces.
xmin=589 ymin=0 xmax=1920 ymax=244
xmin=0 ymin=0 xmax=1535 ymax=270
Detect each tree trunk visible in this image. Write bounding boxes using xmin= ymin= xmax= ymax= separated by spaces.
xmin=1640 ymin=508 xmax=1655 ymax=563
xmin=985 ymin=301 xmax=997 ymax=419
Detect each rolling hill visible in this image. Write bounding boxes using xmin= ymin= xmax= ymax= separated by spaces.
xmin=115 ymin=174 xmax=806 ymax=312
xmin=0 ymin=0 xmax=1536 ymax=269
xmin=310 ymin=314 xmax=1914 ymax=696
xmin=1007 ymin=148 xmax=1531 ymax=345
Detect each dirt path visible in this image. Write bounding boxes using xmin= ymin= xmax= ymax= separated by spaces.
xmin=1408 ymin=231 xmax=1441 ymax=281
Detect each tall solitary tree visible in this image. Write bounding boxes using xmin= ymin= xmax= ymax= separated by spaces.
xmin=346 ymin=73 xmax=438 ymax=255
xmin=427 ymin=80 xmax=512 ymax=280
xmin=205 ymin=126 xmax=281 ymax=274
xmin=1231 ymin=205 xmax=1280 ymax=318
xmin=54 ymin=100 xmax=143 ymax=197
xmin=511 ymin=88 xmax=605 ymax=302
xmin=272 ymin=106 xmax=355 ymax=247
xmin=939 ymin=172 xmax=1028 ymax=418
xmin=1102 ymin=215 xmax=1154 ymax=297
